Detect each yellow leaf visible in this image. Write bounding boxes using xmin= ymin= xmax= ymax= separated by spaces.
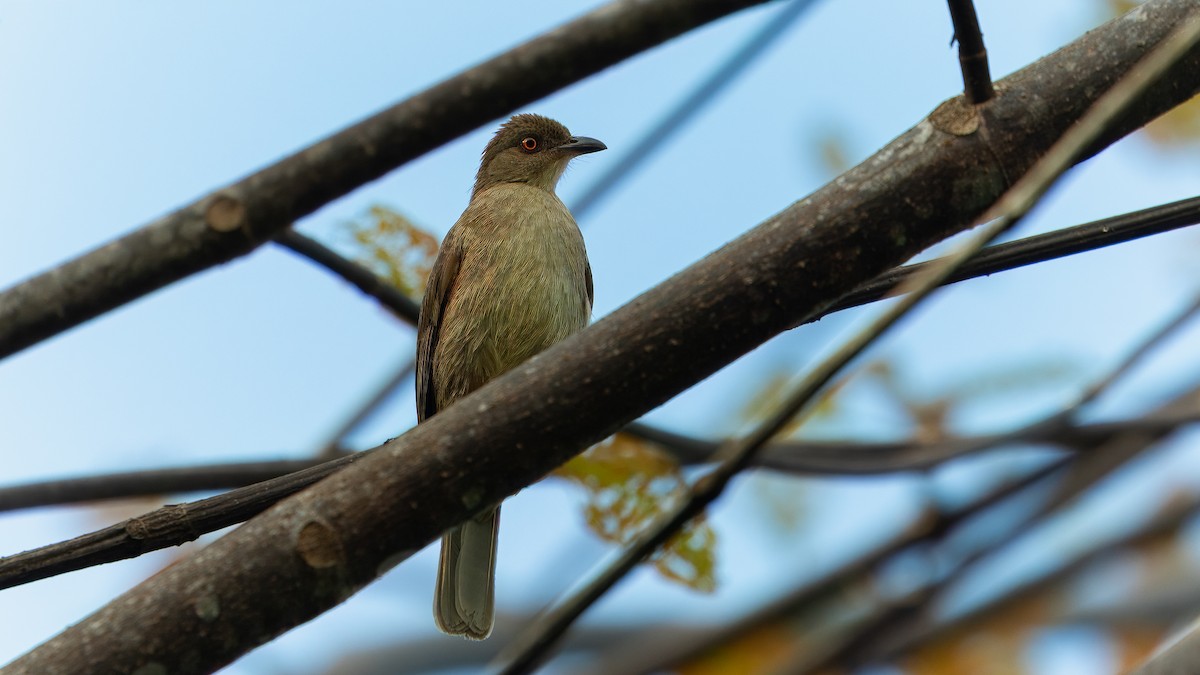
xmin=1144 ymin=95 xmax=1200 ymax=149
xmin=554 ymin=433 xmax=719 ymax=592
xmin=341 ymin=205 xmax=438 ymax=298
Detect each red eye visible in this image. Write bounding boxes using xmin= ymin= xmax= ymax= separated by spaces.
xmin=521 ymin=137 xmax=539 ymax=152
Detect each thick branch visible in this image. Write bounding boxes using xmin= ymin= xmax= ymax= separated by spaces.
xmin=0 ymin=0 xmax=769 ymax=361
xmin=7 ymin=2 xmax=1200 ymax=673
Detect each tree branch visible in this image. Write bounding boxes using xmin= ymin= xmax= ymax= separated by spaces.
xmin=274 ymin=229 xmax=422 ymax=325
xmin=0 ymin=0 xmax=770 ymax=362
xmin=6 ymin=2 xmax=1199 ymax=672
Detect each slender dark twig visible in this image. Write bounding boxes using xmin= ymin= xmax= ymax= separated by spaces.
xmin=947 ymin=0 xmax=994 ymax=103
xmin=275 ymin=229 xmax=422 ymax=325
xmin=0 ymin=460 xmax=326 ymax=513
xmin=494 ymin=15 xmax=1200 ymax=672
xmin=0 ymin=454 xmax=361 ymax=590
xmin=829 ymin=194 xmax=1200 ymax=315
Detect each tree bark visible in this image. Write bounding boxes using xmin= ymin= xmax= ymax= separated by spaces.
xmin=6 ymin=1 xmax=1200 ymax=673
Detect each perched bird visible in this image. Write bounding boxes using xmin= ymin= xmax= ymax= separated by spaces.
xmin=417 ymin=114 xmax=605 ymax=640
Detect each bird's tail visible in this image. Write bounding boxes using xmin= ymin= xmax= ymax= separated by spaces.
xmin=433 ymin=506 xmax=499 ymax=640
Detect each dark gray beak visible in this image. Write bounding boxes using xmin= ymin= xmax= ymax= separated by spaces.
xmin=558 ymin=136 xmax=606 ymax=154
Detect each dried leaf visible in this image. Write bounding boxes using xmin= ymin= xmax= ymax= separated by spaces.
xmin=554 ymin=433 xmax=718 ymax=592
xmin=1143 ymin=95 xmax=1200 ymax=149
xmin=341 ymin=205 xmax=438 ymax=298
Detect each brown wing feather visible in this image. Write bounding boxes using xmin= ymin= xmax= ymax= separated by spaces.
xmin=416 ymin=234 xmax=463 ymax=423
xmin=584 ymin=257 xmax=594 ymax=310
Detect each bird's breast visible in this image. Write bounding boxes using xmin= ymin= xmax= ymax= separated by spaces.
xmin=436 ymin=185 xmax=591 ymax=397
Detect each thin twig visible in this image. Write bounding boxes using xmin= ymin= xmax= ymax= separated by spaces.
xmin=946 ymin=0 xmax=994 ymax=103
xmin=829 ymin=194 xmax=1200 ymax=315
xmin=275 ymin=229 xmax=422 ymax=326
xmin=0 ymin=453 xmax=361 ymax=590
xmin=494 ymin=14 xmax=1200 ymax=671
xmin=279 ymin=190 xmax=1200 ymax=335
xmin=0 ymin=459 xmax=326 ymax=513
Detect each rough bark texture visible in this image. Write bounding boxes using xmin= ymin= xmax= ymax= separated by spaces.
xmin=6 ymin=2 xmax=1200 ymax=673
xmin=0 ymin=0 xmax=769 ymax=360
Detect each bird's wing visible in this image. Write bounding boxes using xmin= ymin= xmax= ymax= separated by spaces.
xmin=416 ymin=232 xmax=463 ymax=423
xmin=585 ymin=258 xmax=594 ymax=312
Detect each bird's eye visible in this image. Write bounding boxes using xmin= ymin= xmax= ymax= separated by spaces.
xmin=520 ymin=137 xmax=539 ymax=153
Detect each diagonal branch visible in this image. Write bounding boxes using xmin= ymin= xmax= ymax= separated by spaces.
xmin=6 ymin=2 xmax=1199 ymax=672
xmin=0 ymin=0 xmax=770 ymax=362
xmin=274 ymin=229 xmax=422 ymax=325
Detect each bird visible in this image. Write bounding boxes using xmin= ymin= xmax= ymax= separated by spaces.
xmin=416 ymin=113 xmax=605 ymax=640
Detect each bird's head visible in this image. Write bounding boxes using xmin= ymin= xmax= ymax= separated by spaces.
xmin=473 ymin=113 xmax=606 ymax=195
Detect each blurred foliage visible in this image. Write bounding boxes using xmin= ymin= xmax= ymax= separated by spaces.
xmin=554 ymin=433 xmax=718 ymax=592
xmin=802 ymin=122 xmax=857 ymax=181
xmin=342 ymin=205 xmax=438 ymax=298
xmin=670 ymin=496 xmax=1197 ymax=675
xmin=1143 ymin=95 xmax=1200 ymax=150
xmin=816 ymin=130 xmax=853 ymax=178
xmin=862 ymin=358 xmax=1080 ymax=441
xmin=677 ymin=624 xmax=799 ymax=675
xmin=739 ymin=356 xmax=1077 ymax=443
xmin=739 ymin=372 xmax=850 ymax=438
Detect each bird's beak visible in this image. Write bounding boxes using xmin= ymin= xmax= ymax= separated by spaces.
xmin=558 ymin=136 xmax=607 ymax=155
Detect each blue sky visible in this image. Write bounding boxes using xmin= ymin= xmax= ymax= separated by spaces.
xmin=2 ymin=1 xmax=1199 ymax=672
